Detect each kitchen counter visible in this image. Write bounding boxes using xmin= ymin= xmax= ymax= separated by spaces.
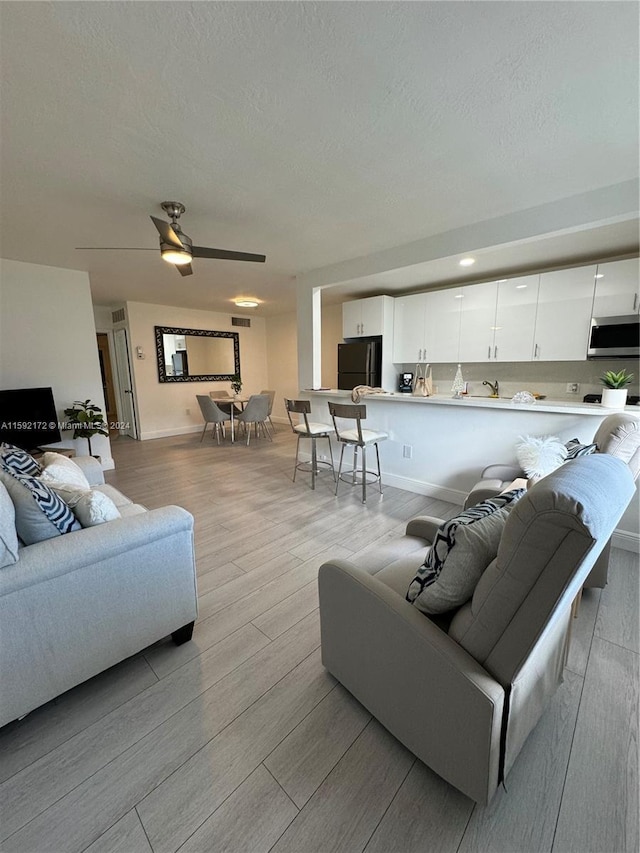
xmin=304 ymin=389 xmax=640 ymax=417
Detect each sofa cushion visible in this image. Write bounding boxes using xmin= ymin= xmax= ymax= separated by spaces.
xmin=406 ymin=489 xmax=524 ymax=615
xmin=564 ymin=438 xmax=597 ymax=459
xmin=0 ymin=447 xmax=41 ymax=477
xmin=46 ymin=483 xmax=122 ymax=527
xmin=0 ymin=469 xmax=80 ymax=544
xmin=0 ymin=480 xmax=19 ymax=568
xmin=39 ymin=452 xmax=91 ymax=490
xmin=93 ymin=484 xmax=134 ymax=508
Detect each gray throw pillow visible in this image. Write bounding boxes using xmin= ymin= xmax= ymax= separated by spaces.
xmin=406 ymin=489 xmax=524 ymax=615
xmin=0 ymin=480 xmax=19 ymax=568
xmin=0 ymin=469 xmax=80 ymax=545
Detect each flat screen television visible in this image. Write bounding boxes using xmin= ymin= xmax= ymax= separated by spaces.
xmin=0 ymin=387 xmax=61 ymax=451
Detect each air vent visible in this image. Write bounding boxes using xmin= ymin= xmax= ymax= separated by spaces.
xmin=111 ymin=308 xmax=126 ymax=324
xmin=232 ymin=317 xmax=251 ymax=327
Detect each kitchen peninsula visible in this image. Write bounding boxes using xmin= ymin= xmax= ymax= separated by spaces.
xmin=304 ymin=389 xmax=639 ymax=544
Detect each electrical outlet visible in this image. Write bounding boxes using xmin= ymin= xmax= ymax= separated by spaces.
xmin=403 ymin=445 xmax=413 ymax=459
xmin=186 ymin=407 xmax=191 ymax=415
xmin=566 ymin=383 xmax=579 ymax=394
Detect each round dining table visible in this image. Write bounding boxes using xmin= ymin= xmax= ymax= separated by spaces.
xmin=209 ymin=394 xmax=249 ymax=443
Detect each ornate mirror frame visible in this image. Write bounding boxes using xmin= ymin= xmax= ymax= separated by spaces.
xmin=154 ymin=325 xmax=241 ymax=383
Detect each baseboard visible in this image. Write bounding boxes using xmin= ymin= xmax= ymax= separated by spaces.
xmin=139 ymin=425 xmax=203 ymax=440
xmin=381 ymin=473 xmax=467 ymax=505
xmin=611 ymin=529 xmax=640 ymax=553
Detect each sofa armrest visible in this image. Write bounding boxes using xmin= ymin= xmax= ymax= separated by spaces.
xmin=405 ymin=516 xmax=443 ymax=541
xmin=318 ymin=559 xmax=504 ymax=804
xmin=73 ymin=455 xmax=105 ymax=485
xmin=1 ymin=506 xmax=193 ymax=595
xmin=481 ymin=463 xmax=523 ymax=481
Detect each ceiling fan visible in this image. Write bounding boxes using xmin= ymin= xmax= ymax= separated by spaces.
xmin=76 ymin=201 xmax=266 ymax=276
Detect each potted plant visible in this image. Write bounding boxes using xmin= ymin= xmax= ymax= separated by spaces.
xmin=230 ymin=374 xmax=242 ymax=396
xmin=63 ymin=399 xmax=109 ymax=456
xmin=600 ymin=369 xmax=633 ymax=409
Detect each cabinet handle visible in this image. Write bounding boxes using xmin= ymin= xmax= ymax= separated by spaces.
xmin=487 ymin=345 xmax=491 ymax=359
xmin=419 ymin=348 xmax=423 ymax=361
xmin=361 ymin=323 xmax=364 ymax=334
xmin=634 ymin=293 xmax=638 ymax=312
xmin=534 ymin=343 xmax=539 ymax=359
xmin=494 ymin=346 xmax=498 ymax=359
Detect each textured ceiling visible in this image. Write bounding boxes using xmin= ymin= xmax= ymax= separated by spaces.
xmin=1 ymin=1 xmax=638 ymax=315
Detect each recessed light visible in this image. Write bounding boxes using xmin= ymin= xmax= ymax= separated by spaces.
xmin=234 ymin=299 xmax=259 ymax=308
xmin=459 ymin=257 xmax=475 ymax=267
xmin=595 ymin=274 xmax=604 ymax=279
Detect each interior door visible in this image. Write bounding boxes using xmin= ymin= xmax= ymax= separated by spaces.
xmin=113 ymin=328 xmax=138 ymax=438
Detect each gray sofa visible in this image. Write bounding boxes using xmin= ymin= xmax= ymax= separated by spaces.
xmin=0 ymin=457 xmax=197 ymax=728
xmin=318 ymin=454 xmax=635 ymax=804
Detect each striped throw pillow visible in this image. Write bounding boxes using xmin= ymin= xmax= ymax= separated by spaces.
xmin=565 ymin=438 xmax=597 ymax=459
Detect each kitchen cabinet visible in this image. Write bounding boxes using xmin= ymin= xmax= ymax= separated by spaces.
xmin=458 ymin=282 xmax=498 ymax=363
xmin=424 ymin=287 xmax=463 ymax=363
xmin=493 ymin=275 xmax=540 ymax=361
xmin=342 ymin=296 xmax=392 ymax=338
xmin=392 ymin=293 xmax=428 ymax=362
xmin=592 ymin=258 xmax=639 ymax=317
xmin=533 ymin=266 xmax=597 ymax=361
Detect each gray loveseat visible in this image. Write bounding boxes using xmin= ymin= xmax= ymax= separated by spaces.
xmin=319 ymin=454 xmax=635 ymax=804
xmin=0 ymin=457 xmax=197 ymax=728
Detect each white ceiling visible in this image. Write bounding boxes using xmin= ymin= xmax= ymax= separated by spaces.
xmin=1 ymin=2 xmax=638 ymax=316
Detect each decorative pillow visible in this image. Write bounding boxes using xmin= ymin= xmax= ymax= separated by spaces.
xmin=406 ymin=489 xmax=525 ymax=615
xmin=0 ymin=447 xmax=42 ymax=477
xmin=39 ymin=452 xmax=90 ymax=490
xmin=48 ymin=483 xmax=121 ymax=527
xmin=516 ymin=435 xmax=567 ymax=479
xmin=0 ymin=480 xmax=19 ymax=568
xmin=565 ymin=438 xmax=597 ymax=459
xmin=0 ymin=469 xmax=80 ymax=544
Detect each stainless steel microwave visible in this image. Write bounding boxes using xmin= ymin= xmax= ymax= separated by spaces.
xmin=587 ymin=315 xmax=640 ymax=359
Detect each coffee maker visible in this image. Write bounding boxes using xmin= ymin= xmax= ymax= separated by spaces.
xmin=398 ymin=372 xmax=414 ymax=393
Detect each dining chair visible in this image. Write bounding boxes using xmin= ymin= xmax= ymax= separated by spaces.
xmin=196 ymin=395 xmax=231 ymax=444
xmin=260 ymin=389 xmax=276 ymax=434
xmin=328 ymin=402 xmax=388 ymax=503
xmin=285 ymin=399 xmax=335 ymax=490
xmin=210 ymin=390 xmax=241 ymax=415
xmin=235 ymin=394 xmax=272 ymax=446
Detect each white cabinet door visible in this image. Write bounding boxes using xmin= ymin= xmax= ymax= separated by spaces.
xmin=458 ymin=282 xmax=497 ymax=363
xmin=393 ymin=293 xmax=427 ymax=362
xmin=342 ymin=300 xmax=362 ymax=337
xmin=592 ymin=258 xmax=639 ymax=317
xmin=359 ymin=296 xmax=386 ymax=336
xmin=424 ymin=288 xmax=463 ymax=363
xmin=493 ymin=275 xmax=539 ymax=362
xmin=533 ymin=266 xmax=596 ymax=361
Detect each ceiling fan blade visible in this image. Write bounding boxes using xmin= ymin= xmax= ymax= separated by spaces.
xmin=191 ymin=246 xmax=266 ymax=263
xmin=176 ymin=263 xmax=193 ymax=277
xmin=75 ymin=247 xmax=156 ymax=251
xmin=150 ymin=216 xmax=185 ymax=250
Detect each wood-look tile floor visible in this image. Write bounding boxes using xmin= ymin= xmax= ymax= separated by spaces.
xmin=1 ymin=429 xmax=638 ymax=853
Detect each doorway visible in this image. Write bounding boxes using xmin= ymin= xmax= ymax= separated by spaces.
xmin=96 ymin=333 xmax=117 ymax=426
xmin=113 ymin=328 xmax=139 ymax=439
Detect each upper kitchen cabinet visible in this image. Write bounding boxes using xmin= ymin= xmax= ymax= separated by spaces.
xmin=493 ymin=275 xmax=540 ymax=361
xmin=393 ymin=293 xmax=428 ymax=362
xmin=458 ymin=282 xmax=498 ymax=363
xmin=342 ymin=295 xmax=394 ymax=338
xmin=592 ymin=258 xmax=639 ymax=317
xmin=424 ymin=287 xmax=463 ymax=363
xmin=533 ymin=266 xmax=597 ymax=361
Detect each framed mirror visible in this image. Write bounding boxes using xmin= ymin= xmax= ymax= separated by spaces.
xmin=154 ymin=326 xmax=240 ymax=382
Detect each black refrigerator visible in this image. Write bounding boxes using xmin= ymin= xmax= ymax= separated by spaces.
xmin=337 ymin=337 xmax=382 ymax=390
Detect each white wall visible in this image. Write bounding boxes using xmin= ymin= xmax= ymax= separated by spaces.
xmin=0 ymin=259 xmax=113 ymax=466
xmin=265 ymin=311 xmax=299 ymax=422
xmin=321 ymin=303 xmax=342 ymax=389
xmin=125 ymin=302 xmax=268 ymax=440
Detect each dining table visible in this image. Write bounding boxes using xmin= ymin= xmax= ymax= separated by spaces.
xmin=209 ymin=394 xmax=249 ymax=443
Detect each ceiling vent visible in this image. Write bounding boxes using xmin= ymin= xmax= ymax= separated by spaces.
xmin=232 ymin=317 xmax=251 ymax=327
xmin=111 ymin=308 xmax=126 ymax=324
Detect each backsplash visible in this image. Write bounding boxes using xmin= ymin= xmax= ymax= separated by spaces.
xmin=399 ymin=359 xmax=639 ymax=403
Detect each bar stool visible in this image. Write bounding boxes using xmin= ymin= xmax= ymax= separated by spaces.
xmin=285 ymin=399 xmax=335 ymax=490
xmin=328 ymin=402 xmax=388 ymax=503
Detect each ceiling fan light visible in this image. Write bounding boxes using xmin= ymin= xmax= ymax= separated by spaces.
xmin=234 ymin=299 xmax=259 ymax=308
xmin=161 ymin=247 xmax=192 ymax=265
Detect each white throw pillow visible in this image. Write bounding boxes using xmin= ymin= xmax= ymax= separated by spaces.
xmin=47 ymin=482 xmax=121 ymax=527
xmin=40 ymin=453 xmax=91 ymax=490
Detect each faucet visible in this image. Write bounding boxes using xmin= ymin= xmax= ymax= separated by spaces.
xmin=483 ymin=380 xmax=499 ymax=397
